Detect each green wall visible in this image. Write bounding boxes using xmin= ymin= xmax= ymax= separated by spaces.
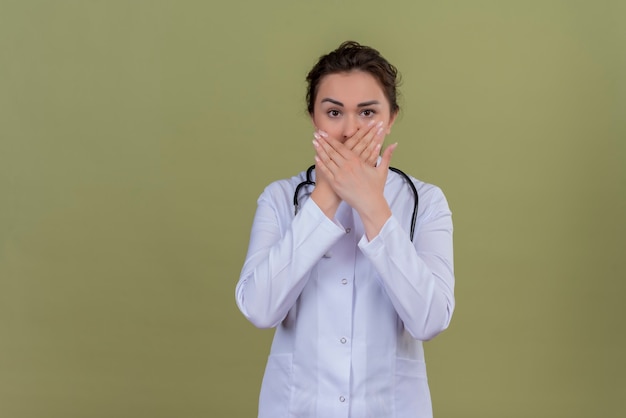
xmin=1 ymin=1 xmax=624 ymax=416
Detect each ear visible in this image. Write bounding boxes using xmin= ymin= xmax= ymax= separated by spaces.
xmin=386 ymin=110 xmax=399 ymax=134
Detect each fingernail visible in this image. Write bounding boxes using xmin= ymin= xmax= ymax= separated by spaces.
xmin=314 ymin=155 xmax=321 ymax=163
xmin=312 ymin=139 xmax=319 ymax=147
xmin=368 ymin=120 xmax=376 ymax=127
xmin=377 ymin=121 xmax=384 ymax=128
xmin=314 ymin=132 xmax=321 ymax=140
xmin=377 ymin=127 xmax=384 ymax=136
xmin=319 ymin=130 xmax=328 ymax=138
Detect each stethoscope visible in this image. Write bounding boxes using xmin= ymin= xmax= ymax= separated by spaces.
xmin=293 ymin=165 xmax=419 ymax=241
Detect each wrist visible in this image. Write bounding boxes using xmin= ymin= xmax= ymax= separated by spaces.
xmin=311 ymin=183 xmax=341 ymax=219
xmin=357 ymin=197 xmax=392 ymax=241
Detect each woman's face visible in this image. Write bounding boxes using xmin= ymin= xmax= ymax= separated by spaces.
xmin=311 ymin=70 xmax=397 ymax=143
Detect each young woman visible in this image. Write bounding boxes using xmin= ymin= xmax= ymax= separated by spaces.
xmin=236 ymin=41 xmax=455 ymax=418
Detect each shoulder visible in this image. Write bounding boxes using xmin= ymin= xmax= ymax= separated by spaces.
xmin=386 ymin=168 xmax=451 ymax=216
xmin=260 ymin=171 xmax=308 ymax=199
xmin=256 ymin=169 xmax=311 ymax=215
xmin=387 ymin=168 xmax=447 ymax=199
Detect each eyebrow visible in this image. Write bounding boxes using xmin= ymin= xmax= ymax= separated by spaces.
xmin=321 ymin=98 xmax=381 ymax=107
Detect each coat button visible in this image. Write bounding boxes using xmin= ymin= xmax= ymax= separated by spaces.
xmin=340 ymin=337 xmax=347 ymax=344
xmin=341 ymin=278 xmax=348 ymax=285
xmin=339 ymin=396 xmax=346 ymax=402
xmin=345 ymin=227 xmax=351 ymax=233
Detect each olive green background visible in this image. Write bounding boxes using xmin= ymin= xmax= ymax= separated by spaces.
xmin=1 ymin=0 xmax=624 ymax=417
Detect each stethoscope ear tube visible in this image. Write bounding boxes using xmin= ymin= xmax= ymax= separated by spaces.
xmin=389 ymin=167 xmax=419 ymax=242
xmin=293 ymin=165 xmax=316 ymax=215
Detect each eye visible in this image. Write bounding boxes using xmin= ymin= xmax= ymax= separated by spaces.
xmin=360 ymin=109 xmax=376 ymax=117
xmin=327 ymin=109 xmax=341 ymax=118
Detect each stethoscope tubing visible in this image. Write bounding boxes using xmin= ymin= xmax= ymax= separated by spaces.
xmin=293 ymin=165 xmax=419 ymax=241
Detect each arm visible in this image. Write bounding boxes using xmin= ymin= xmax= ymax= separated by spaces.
xmin=314 ymin=133 xmax=454 ymax=339
xmin=235 ymin=187 xmax=345 ymax=328
xmin=359 ymin=187 xmax=455 ymax=341
xmin=237 ymin=123 xmax=387 ymax=328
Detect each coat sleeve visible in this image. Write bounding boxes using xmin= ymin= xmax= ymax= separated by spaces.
xmin=235 ymin=185 xmax=345 ymax=328
xmin=359 ymin=186 xmax=455 ymax=341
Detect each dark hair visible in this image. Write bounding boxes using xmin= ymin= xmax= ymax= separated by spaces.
xmin=306 ymin=41 xmax=400 ymax=115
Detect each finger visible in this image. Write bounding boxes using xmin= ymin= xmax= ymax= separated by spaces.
xmin=314 ymin=135 xmax=342 ymax=172
xmin=314 ymin=155 xmax=337 ymax=182
xmin=312 ymin=143 xmax=333 ymax=181
xmin=343 ymin=121 xmax=372 ymax=150
xmin=365 ymin=142 xmax=383 ymax=167
xmin=355 ymin=122 xmax=385 ymax=167
xmin=363 ymin=125 xmax=387 ymax=166
xmin=379 ymin=142 xmax=398 ymax=171
xmin=316 ymin=129 xmax=349 ymax=160
xmin=350 ymin=120 xmax=382 ymax=157
xmin=344 ymin=120 xmax=376 ymax=152
xmin=319 ymin=135 xmax=352 ymax=164
xmin=317 ymin=129 xmax=329 ymax=139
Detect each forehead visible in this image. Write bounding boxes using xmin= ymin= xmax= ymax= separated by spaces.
xmin=316 ymin=71 xmax=387 ymax=105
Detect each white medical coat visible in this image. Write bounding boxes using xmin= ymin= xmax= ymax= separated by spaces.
xmin=236 ymin=168 xmax=455 ymax=418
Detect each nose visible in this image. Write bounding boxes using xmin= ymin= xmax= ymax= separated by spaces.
xmin=342 ymin=115 xmax=359 ymax=141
